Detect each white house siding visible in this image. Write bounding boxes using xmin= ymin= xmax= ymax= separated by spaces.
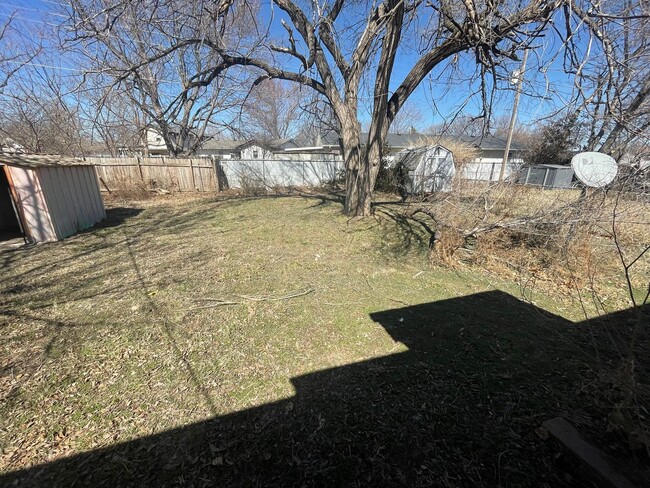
xmin=37 ymin=165 xmax=106 ymax=239
xmin=240 ymin=145 xmax=273 ymax=160
xmin=146 ymin=128 xmax=168 ymax=155
xmin=4 ymin=165 xmax=58 ymax=242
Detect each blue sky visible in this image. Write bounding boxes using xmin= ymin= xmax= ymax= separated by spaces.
xmin=3 ymin=0 xmax=584 ymax=133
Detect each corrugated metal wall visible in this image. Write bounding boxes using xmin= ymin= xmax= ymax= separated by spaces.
xmin=5 ymin=166 xmax=58 ymax=242
xmin=37 ymin=165 xmax=106 ymax=240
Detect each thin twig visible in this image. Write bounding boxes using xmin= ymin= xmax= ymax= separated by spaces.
xmin=190 ymin=288 xmax=315 ymax=310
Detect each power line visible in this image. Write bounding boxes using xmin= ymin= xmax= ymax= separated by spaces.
xmin=0 ymin=2 xmax=66 ymax=17
xmin=0 ymin=12 xmax=56 ymax=26
xmin=3 ymin=59 xmax=183 ymax=84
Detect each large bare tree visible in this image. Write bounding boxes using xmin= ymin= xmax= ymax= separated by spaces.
xmin=65 ymin=0 xmax=645 ymax=214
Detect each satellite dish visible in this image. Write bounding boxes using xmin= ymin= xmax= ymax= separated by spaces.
xmin=571 ymin=152 xmax=618 ymax=188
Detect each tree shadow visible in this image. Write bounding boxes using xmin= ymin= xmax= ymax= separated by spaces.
xmin=2 ymin=291 xmax=647 ymax=487
xmin=91 ymin=207 xmax=144 ymax=230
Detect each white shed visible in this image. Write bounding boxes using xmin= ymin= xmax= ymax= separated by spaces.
xmin=392 ymin=145 xmax=455 ymax=194
xmin=0 ymin=155 xmax=106 ymax=243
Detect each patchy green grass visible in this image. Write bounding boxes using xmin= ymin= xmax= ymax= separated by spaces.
xmin=0 ymin=193 xmax=647 ymax=487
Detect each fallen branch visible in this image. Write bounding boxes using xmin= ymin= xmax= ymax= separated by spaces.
xmin=188 ymin=288 xmax=315 ymax=310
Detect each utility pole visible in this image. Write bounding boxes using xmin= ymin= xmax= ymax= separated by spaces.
xmin=499 ymin=49 xmax=529 ymax=182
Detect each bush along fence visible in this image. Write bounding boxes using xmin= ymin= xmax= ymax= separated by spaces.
xmin=86 ymin=157 xmax=345 ymax=193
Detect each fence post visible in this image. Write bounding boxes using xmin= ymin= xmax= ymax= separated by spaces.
xmin=211 ymin=156 xmax=220 ymax=191
xmin=189 ymin=158 xmax=197 ymax=191
xmin=263 ymin=159 xmax=266 ymax=188
xmin=136 ymin=156 xmax=144 ymax=182
xmin=542 ymin=167 xmax=550 ymax=188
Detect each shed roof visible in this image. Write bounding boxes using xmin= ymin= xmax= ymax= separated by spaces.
xmin=394 ymin=145 xmax=450 ymax=170
xmin=529 ymin=164 xmax=572 ymax=169
xmin=0 ymin=154 xmax=91 ymax=168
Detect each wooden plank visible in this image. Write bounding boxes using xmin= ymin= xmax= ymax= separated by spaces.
xmin=543 ymin=417 xmax=637 ymax=488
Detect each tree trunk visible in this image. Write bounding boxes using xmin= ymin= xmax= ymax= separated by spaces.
xmin=341 ymin=128 xmax=386 ymax=217
xmin=342 ymin=120 xmax=363 ymax=215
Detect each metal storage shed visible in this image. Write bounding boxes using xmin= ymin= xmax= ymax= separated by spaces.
xmin=391 ymin=145 xmax=455 ymax=194
xmin=0 ymin=155 xmax=106 ymax=243
xmin=519 ymin=164 xmax=574 ymax=189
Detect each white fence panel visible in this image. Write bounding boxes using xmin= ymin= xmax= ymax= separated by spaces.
xmin=462 ymin=162 xmax=523 ymax=181
xmin=218 ymin=159 xmax=343 ymax=189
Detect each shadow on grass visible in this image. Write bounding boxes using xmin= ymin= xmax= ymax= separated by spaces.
xmin=2 ymin=291 xmax=648 ymax=487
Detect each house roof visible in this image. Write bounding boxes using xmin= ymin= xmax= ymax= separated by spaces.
xmin=199 ymin=139 xmax=245 ymax=151
xmin=238 ymin=138 xmax=296 ymax=151
xmin=319 ymin=131 xmax=342 ymax=146
xmin=0 ymin=154 xmax=91 ymax=168
xmin=456 ymin=134 xmax=524 ymax=151
xmin=359 ymin=132 xmax=425 ymax=148
xmin=317 ymin=132 xmax=525 ymax=152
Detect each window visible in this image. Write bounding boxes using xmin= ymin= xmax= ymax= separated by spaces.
xmin=253 ymin=150 xmax=259 ymax=158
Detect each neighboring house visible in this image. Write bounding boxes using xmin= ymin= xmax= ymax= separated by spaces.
xmin=145 ymin=128 xmax=169 ymax=156
xmin=278 ymin=132 xmax=342 ymax=161
xmin=456 ymin=134 xmax=525 ymax=181
xmin=288 ymin=132 xmax=525 ymax=179
xmin=238 ymin=139 xmax=298 ymax=160
xmin=195 ymin=139 xmax=246 ymax=159
xmin=363 ymin=132 xmax=425 ymax=159
xmin=195 ymin=138 xmax=298 ymax=160
xmin=1 ymin=139 xmax=26 ymax=155
xmin=144 ymin=127 xmax=201 ymax=156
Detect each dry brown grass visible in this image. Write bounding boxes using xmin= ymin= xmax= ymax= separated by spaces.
xmin=396 ymin=182 xmax=650 ymax=311
xmin=1 ymin=193 xmax=648 ymax=486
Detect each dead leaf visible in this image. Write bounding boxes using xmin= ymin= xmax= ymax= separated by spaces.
xmin=535 ymin=426 xmax=549 ymax=440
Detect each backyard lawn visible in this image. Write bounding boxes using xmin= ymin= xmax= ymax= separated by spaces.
xmin=1 ymin=193 xmax=647 ymax=487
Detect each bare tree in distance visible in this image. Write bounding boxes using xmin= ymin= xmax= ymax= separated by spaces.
xmin=0 ymin=59 xmax=90 ymax=156
xmin=81 ymin=80 xmax=147 ymax=156
xmin=235 ymin=79 xmax=307 ymax=140
xmin=375 ymin=99 xmax=424 ymax=135
xmin=426 ymin=114 xmax=489 ymax=138
xmin=0 ymin=15 xmax=40 ymax=94
xmin=64 ymin=0 xmax=257 ymax=156
xmin=565 ymin=1 xmax=650 ymax=159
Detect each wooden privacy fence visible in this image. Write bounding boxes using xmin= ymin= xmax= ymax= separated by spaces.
xmin=87 ymin=156 xmax=345 ymax=192
xmin=86 ymin=157 xmax=218 ymax=191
